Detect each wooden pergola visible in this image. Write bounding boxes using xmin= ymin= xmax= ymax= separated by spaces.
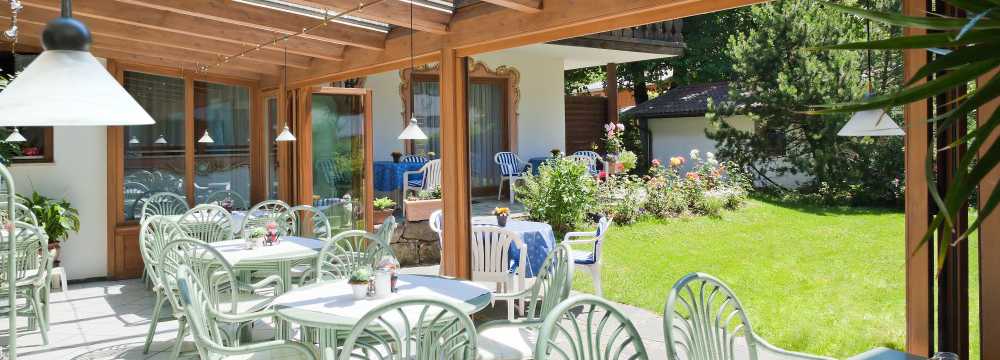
xmin=3 ymin=0 xmax=997 ymax=357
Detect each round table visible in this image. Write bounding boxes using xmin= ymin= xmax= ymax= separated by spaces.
xmin=274 ymin=274 xmax=492 ymax=360
xmin=472 ymin=219 xmax=556 ymax=278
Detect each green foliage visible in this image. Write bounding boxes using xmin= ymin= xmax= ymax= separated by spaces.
xmin=519 ymin=157 xmax=598 ymax=233
xmin=813 ymin=0 xmax=1000 ymax=263
xmin=617 ymin=150 xmax=638 ymax=172
xmin=373 ymin=197 xmax=396 ymax=210
xmin=659 ymin=8 xmax=754 ymax=86
xmin=642 ymin=153 xmax=752 ymax=218
xmin=596 ymin=175 xmax=646 ymax=225
xmin=349 ymin=268 xmax=371 ymax=284
xmin=410 ymin=186 xmax=442 ymax=200
xmin=563 ymin=67 xmax=605 ymax=95
xmin=249 ymin=227 xmax=267 ymax=238
xmin=18 ymin=191 xmax=80 ymax=244
xmin=706 ymin=0 xmax=905 ymax=206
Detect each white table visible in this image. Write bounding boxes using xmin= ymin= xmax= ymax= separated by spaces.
xmin=209 ymin=236 xmax=326 ymax=291
xmin=273 ymin=274 xmax=492 ymax=360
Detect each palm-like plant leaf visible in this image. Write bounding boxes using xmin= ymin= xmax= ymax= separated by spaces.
xmin=819 ymin=0 xmax=1000 ymax=269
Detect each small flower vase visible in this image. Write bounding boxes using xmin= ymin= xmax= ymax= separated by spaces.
xmin=374 ymin=269 xmax=392 ymax=298
xmin=496 ymin=214 xmax=508 ymax=227
xmin=350 ymin=282 xmax=368 ymax=300
xmin=246 ymin=236 xmax=261 ymax=250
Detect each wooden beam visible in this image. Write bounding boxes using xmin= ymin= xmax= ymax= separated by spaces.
xmin=287 ymin=0 xmax=763 ymax=86
xmin=480 ymin=0 xmax=542 ymax=13
xmin=117 ymin=0 xmax=386 ymax=50
xmin=902 ymin=0 xmax=932 ymax=355
xmin=281 ymin=0 xmax=451 ymax=34
xmin=439 ymin=49 xmax=470 ymax=279
xmin=8 ymin=7 xmax=315 ymax=68
xmin=978 ymin=67 xmax=1000 ymax=360
xmin=606 ymin=63 xmax=618 ymax=124
xmin=22 ymin=0 xmax=347 ymax=61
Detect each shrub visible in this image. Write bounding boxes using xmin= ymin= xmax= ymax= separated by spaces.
xmin=597 ymin=174 xmax=646 ymax=225
xmin=519 ymin=156 xmax=598 ymax=233
xmin=617 ymin=150 xmax=638 ymax=173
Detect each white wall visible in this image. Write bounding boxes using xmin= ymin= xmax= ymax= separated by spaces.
xmin=647 ymin=115 xmax=810 ymax=188
xmin=366 ymin=49 xmax=567 ymax=162
xmin=9 ymin=127 xmax=108 ymax=280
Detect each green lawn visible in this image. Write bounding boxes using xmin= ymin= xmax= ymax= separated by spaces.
xmin=571 ymin=198 xmax=981 ymax=359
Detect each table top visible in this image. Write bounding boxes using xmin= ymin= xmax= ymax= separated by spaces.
xmin=472 ymin=218 xmax=553 ymax=234
xmin=209 ymin=236 xmax=326 ymax=266
xmin=274 ymin=274 xmax=492 ymax=329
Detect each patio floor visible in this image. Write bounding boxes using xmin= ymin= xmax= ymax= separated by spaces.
xmin=0 ymin=264 xmax=669 ymax=360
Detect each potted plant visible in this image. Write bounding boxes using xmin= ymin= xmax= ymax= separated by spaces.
xmin=426 ymin=151 xmax=437 ymax=159
xmin=18 ymin=191 xmax=81 ymax=267
xmin=391 ymin=151 xmax=403 ymax=163
xmin=493 ymin=207 xmax=510 ymax=227
xmin=404 ymin=186 xmax=442 ymax=222
xmin=373 ymin=197 xmax=396 ymax=225
xmin=247 ymin=227 xmax=266 ymax=249
xmin=348 ymin=268 xmax=371 ymax=300
xmin=550 ymin=148 xmax=562 ymax=158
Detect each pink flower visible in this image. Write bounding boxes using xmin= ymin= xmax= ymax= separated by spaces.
xmin=266 ymin=222 xmax=278 ymax=230
xmin=604 ymin=123 xmax=615 ymax=132
xmin=616 ymin=123 xmax=625 ymax=131
xmin=598 ymin=171 xmax=608 ymax=180
xmin=686 ymin=172 xmax=700 ymax=181
xmin=651 ymin=159 xmax=661 ymax=167
xmin=615 ymin=162 xmax=624 ymax=172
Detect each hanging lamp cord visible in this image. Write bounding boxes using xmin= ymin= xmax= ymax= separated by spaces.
xmin=865 ymin=0 xmax=873 ymax=93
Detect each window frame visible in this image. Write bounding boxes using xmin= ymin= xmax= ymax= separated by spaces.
xmin=6 ymin=127 xmax=54 ymax=164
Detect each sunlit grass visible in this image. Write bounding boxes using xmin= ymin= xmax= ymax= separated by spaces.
xmin=571 ymin=198 xmax=981 ymax=359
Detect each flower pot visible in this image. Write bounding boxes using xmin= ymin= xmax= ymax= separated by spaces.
xmin=350 ymin=283 xmax=368 ymax=300
xmin=404 ymin=198 xmax=442 ymax=222
xmin=372 ymin=208 xmax=394 ymax=225
xmin=496 ymin=214 xmax=508 ymax=227
xmin=48 ymin=243 xmax=61 ymax=267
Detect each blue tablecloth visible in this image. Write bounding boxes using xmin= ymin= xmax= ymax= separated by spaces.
xmin=528 ymin=157 xmax=553 ymax=175
xmin=473 ymin=218 xmax=556 ymax=278
xmin=374 ymin=161 xmax=425 ymax=192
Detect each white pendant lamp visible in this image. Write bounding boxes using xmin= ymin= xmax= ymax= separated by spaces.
xmin=198 ymin=130 xmax=214 ymax=143
xmin=0 ymin=1 xmax=154 ymax=127
xmin=398 ymin=117 xmax=427 ymax=140
xmin=154 ymin=134 xmax=167 ymax=144
xmin=5 ymin=128 xmax=26 ymax=143
xmin=838 ymin=0 xmax=902 ymax=137
xmin=129 ymin=136 xmax=140 ymax=144
xmin=275 ymin=125 xmax=296 ymax=142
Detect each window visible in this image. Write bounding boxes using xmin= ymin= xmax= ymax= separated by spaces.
xmin=193 ymin=81 xmax=251 ymax=209
xmin=1 ymin=53 xmax=54 ymax=164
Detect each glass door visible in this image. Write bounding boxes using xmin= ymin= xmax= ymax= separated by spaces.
xmin=468 ymin=79 xmax=508 ymax=196
xmin=306 ymin=88 xmax=373 ymax=232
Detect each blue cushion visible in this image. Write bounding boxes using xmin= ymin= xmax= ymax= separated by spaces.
xmin=407 ymin=179 xmax=424 ymax=187
xmin=573 ymin=251 xmax=596 ymax=265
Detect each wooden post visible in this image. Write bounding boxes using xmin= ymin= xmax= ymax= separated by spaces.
xmin=294 ymin=88 xmax=314 ymax=208
xmin=439 ymin=48 xmax=471 ymax=279
xmin=902 ymin=0 xmax=932 ymax=355
xmin=605 ymin=63 xmax=619 ymax=124
xmin=978 ymin=68 xmax=1000 ymax=360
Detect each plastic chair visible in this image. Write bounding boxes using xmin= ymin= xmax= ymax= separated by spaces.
xmin=338 ymin=297 xmax=478 ymax=360
xmin=428 ymin=210 xmax=444 ymax=275
xmin=566 ymin=154 xmax=598 ymax=177
xmin=174 ymin=265 xmax=317 ymax=360
xmin=470 ymin=226 xmax=527 ymax=314
xmin=178 ymin=204 xmax=233 ymax=243
xmin=310 ymin=230 xmax=392 ymax=284
xmin=289 ymin=205 xmax=334 ymax=240
xmin=0 ymin=222 xmax=50 ymax=345
xmin=476 ymin=244 xmax=573 ymax=360
xmin=563 ymin=216 xmax=611 ymax=297
xmin=140 ymin=192 xmax=189 ymax=223
xmin=573 ymin=150 xmax=607 ymax=176
xmin=240 ymin=200 xmax=294 ymax=240
xmin=663 ymin=273 xmax=834 ymax=360
xmin=400 ymin=154 xmax=429 ymax=163
xmin=493 ymin=152 xmax=531 ymax=204
xmin=402 ymin=159 xmax=441 ymax=196
xmin=139 ymin=216 xmax=189 ymax=356
xmin=0 ymin=202 xmax=39 ymax=227
xmin=535 ymin=295 xmax=648 ymax=360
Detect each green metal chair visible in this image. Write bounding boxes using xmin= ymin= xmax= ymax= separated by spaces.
xmin=0 ymin=222 xmax=50 ymax=345
xmin=476 ymin=243 xmax=574 ymax=360
xmin=175 ymin=265 xmax=318 ymax=360
xmin=663 ymin=273 xmax=834 ymax=360
xmin=139 ymin=216 xmax=189 ymax=356
xmin=0 ymin=202 xmax=39 ymax=227
xmin=338 ymin=296 xmax=479 ymax=360
xmin=534 ymin=295 xmax=648 ymax=360
xmin=140 ymin=192 xmax=190 ymax=223
xmin=159 ymin=237 xmax=285 ymax=360
xmin=289 ymin=205 xmax=333 ymax=240
xmin=240 ymin=200 xmax=294 ymax=239
xmin=178 ymin=204 xmax=234 ymax=243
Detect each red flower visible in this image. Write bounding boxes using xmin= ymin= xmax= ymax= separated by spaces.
xmin=615 ymin=163 xmax=624 ymax=172
xmin=598 ymin=171 xmax=607 ymax=180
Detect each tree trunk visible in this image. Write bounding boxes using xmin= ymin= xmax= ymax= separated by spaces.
xmin=628 ymin=63 xmax=649 ymax=105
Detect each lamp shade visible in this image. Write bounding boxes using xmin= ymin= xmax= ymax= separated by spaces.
xmin=198 ymin=130 xmax=214 ymax=144
xmin=5 ymin=128 xmax=26 ymax=143
xmin=0 ymin=50 xmax=155 ymax=126
xmin=838 ymin=108 xmax=904 ymax=136
xmin=129 ymin=136 xmax=140 ymax=144
xmin=275 ymin=125 xmax=296 ymax=142
xmin=398 ymin=117 xmax=427 ymax=140
xmin=154 ymin=134 xmax=167 ymax=144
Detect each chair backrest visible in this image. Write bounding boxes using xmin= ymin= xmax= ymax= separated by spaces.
xmin=338 ymin=297 xmax=478 ymax=360
xmin=0 ymin=222 xmax=48 ymax=286
xmin=420 ymin=159 xmax=442 ymax=190
xmin=493 ymin=152 xmax=525 ymax=177
xmin=663 ymin=273 xmax=758 ymax=360
xmin=313 ymin=230 xmax=389 ymax=283
xmin=139 ymin=216 xmax=188 ymax=290
xmin=428 ymin=210 xmax=443 ymax=251
xmin=593 ymin=217 xmax=611 ymax=263
xmin=470 ymin=226 xmax=525 ymax=284
xmin=400 ymin=154 xmax=428 ymax=163
xmin=290 ymin=205 xmax=334 ymax=240
xmin=519 ymin=243 xmax=573 ymax=322
xmin=158 ymin=237 xmax=243 ymax=316
xmin=317 ymin=159 xmax=341 ymax=188
xmin=123 ymin=182 xmax=149 ymax=218
xmin=204 ymin=190 xmax=249 ymax=211
xmin=375 ymin=216 xmax=397 ymax=248
xmin=573 ymin=150 xmax=601 ymax=160
xmin=566 ymin=154 xmax=597 ymax=174
xmin=140 ymin=192 xmax=189 ymax=223
xmin=535 ymin=295 xmax=648 ymax=360
xmin=0 ymin=202 xmax=39 ymax=227
xmin=174 ymin=264 xmax=250 ymax=360
xmin=240 ymin=200 xmax=294 ymax=239
xmin=178 ymin=204 xmax=233 ymax=243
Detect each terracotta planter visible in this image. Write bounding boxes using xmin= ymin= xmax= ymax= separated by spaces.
xmin=48 ymin=243 xmax=61 ymax=267
xmin=373 ymin=208 xmax=395 ymax=225
xmin=404 ymin=198 xmax=442 ymax=222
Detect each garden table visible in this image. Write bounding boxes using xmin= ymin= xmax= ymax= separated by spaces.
xmin=472 ymin=218 xmax=556 ymax=277
xmin=373 ymin=161 xmax=425 ymax=192
xmin=208 ymin=236 xmax=325 ymax=292
xmin=273 ymin=274 xmax=492 ymax=360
